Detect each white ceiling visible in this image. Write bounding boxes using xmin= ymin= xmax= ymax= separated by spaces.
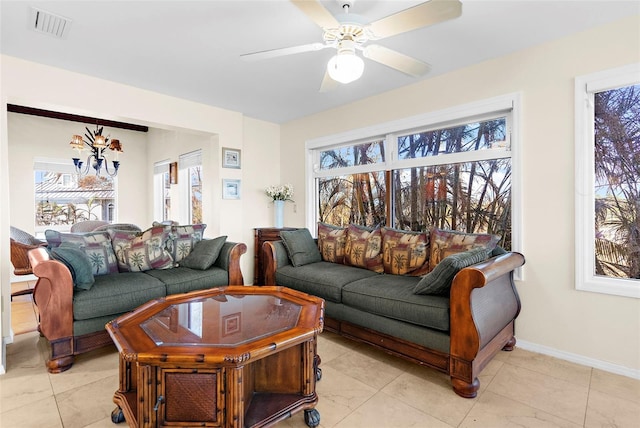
xmin=1 ymin=0 xmax=638 ymax=124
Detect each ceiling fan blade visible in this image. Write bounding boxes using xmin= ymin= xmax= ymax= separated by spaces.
xmin=319 ymin=70 xmax=340 ymax=93
xmin=363 ymin=45 xmax=431 ymax=77
xmin=369 ymin=0 xmax=462 ymax=39
xmin=241 ymin=42 xmax=327 ymax=61
xmin=291 ymin=0 xmax=340 ymax=29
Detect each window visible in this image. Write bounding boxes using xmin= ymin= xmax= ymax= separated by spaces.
xmin=153 ymin=160 xmax=172 ymax=222
xmin=34 ymin=158 xmax=115 ymax=233
xmin=179 ymin=150 xmax=202 ymax=224
xmin=309 ymin=94 xmax=519 ymax=252
xmin=575 ymin=64 xmax=640 ymax=298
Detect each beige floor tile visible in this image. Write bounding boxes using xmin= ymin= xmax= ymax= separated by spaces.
xmin=507 ymin=348 xmax=593 ymax=387
xmin=314 ymin=365 xmax=378 ymax=428
xmin=382 ymin=366 xmax=475 ymax=426
xmin=488 ymin=364 xmax=589 ymax=425
xmin=1 ymin=332 xmax=51 ymax=415
xmin=460 ymin=390 xmax=582 ymax=427
xmin=317 ymin=331 xmax=362 ymax=364
xmin=0 ymin=395 xmax=62 ymax=428
xmin=334 ymin=390 xmax=454 ymax=428
xmin=323 ymin=345 xmax=407 ymax=390
xmin=48 ymin=346 xmax=119 ymax=395
xmin=82 ymin=415 xmax=120 ymax=428
xmin=56 ymin=375 xmax=119 ymax=428
xmin=590 ymin=368 xmax=640 ymax=401
xmin=585 ymin=388 xmax=640 ymax=428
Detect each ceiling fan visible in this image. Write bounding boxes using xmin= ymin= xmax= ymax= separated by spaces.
xmin=241 ymin=0 xmax=462 ymax=91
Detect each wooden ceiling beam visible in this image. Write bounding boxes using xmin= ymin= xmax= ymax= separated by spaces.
xmin=7 ymin=104 xmax=149 ymax=133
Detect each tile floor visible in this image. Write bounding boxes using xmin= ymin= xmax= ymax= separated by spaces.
xmin=2 ymin=281 xmax=639 ymax=427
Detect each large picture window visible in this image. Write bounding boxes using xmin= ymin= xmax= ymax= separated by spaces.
xmin=34 ymin=158 xmax=115 ymax=234
xmin=309 ymin=94 xmax=519 ymax=252
xmin=575 ymin=64 xmax=640 ymax=298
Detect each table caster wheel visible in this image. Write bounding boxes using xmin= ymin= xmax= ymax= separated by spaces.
xmin=304 ymin=409 xmax=320 ymax=427
xmin=316 ymin=367 xmax=322 ymax=381
xmin=111 ymin=407 xmax=125 ymax=424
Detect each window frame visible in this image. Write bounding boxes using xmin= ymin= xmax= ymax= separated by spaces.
xmin=574 ymin=63 xmax=640 ymax=299
xmin=305 ymin=93 xmax=522 ymax=269
xmin=153 ymin=160 xmax=171 ymax=222
xmin=178 ymin=150 xmax=202 ymax=224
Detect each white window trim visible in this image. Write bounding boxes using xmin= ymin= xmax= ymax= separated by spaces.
xmin=574 ymin=63 xmax=640 ymax=299
xmin=305 ymin=93 xmax=522 ymax=274
xmin=153 ymin=160 xmax=170 ymax=222
xmin=178 ymin=150 xmax=202 ymax=224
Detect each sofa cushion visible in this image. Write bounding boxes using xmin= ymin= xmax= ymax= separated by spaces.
xmin=381 ymin=227 xmax=430 ymax=275
xmin=167 ymin=224 xmax=207 ymax=263
xmin=280 ymin=229 xmax=322 ymax=267
xmin=45 ymin=230 xmax=118 ymax=275
xmin=145 ymin=266 xmax=229 ymax=295
xmin=73 ymin=272 xmax=166 ymax=320
xmin=179 ymin=236 xmax=227 ymax=270
xmin=317 ymin=222 xmax=347 ymax=264
xmin=111 ymin=226 xmax=174 ymax=272
xmin=342 ymin=275 xmax=450 ymax=332
xmin=50 ymin=244 xmax=95 ymax=290
xmin=414 ymin=247 xmax=490 ymax=296
xmin=275 ymin=261 xmax=378 ymax=303
xmin=344 ymin=224 xmax=384 ymax=273
xmin=429 ymin=228 xmax=500 ymax=271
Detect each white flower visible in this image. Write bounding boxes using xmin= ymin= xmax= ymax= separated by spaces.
xmin=265 ymin=184 xmax=294 ymax=202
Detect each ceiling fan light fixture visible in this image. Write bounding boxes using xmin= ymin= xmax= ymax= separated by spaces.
xmin=327 ymin=52 xmax=364 ymax=84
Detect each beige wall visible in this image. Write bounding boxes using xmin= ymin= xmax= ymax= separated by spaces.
xmin=280 ymin=15 xmax=640 ymax=374
xmin=0 ymin=56 xmax=281 ymax=364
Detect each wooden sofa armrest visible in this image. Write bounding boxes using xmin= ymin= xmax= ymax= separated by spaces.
xmin=214 ymin=241 xmax=247 ymax=285
xmin=262 ymin=240 xmax=291 ymax=285
xmin=28 ymin=246 xmax=75 ymax=372
xmin=449 ymin=251 xmax=525 ymax=397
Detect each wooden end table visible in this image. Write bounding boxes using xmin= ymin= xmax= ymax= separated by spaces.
xmin=106 ymin=285 xmax=324 ymax=428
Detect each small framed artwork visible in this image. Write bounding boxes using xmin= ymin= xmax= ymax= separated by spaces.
xmin=169 ymin=162 xmax=178 ymax=184
xmin=222 ymin=147 xmax=241 ymax=169
xmin=222 ymin=179 xmax=241 ymax=200
xmin=222 ymin=313 xmax=241 ymax=336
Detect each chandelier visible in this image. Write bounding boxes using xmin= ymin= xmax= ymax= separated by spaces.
xmin=70 ymin=125 xmax=123 ymax=176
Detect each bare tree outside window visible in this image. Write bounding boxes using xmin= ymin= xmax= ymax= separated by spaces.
xmin=593 ymin=84 xmax=640 ymax=280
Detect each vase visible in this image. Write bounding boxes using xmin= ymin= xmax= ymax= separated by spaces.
xmin=273 ymin=200 xmax=284 ymax=228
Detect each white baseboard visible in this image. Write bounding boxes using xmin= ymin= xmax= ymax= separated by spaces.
xmin=517 ymin=339 xmax=640 ymax=380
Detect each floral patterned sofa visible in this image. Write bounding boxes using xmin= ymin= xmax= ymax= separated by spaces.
xmin=262 ymin=224 xmax=525 ymax=398
xmin=28 ymin=223 xmax=246 ymax=373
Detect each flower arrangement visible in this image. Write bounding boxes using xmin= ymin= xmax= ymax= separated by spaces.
xmin=265 ymin=184 xmax=294 ymax=202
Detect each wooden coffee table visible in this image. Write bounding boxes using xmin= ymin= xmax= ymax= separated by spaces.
xmin=106 ymin=285 xmax=324 ymax=428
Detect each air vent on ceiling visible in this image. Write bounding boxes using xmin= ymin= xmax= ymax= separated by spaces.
xmin=30 ymin=7 xmax=72 ymax=39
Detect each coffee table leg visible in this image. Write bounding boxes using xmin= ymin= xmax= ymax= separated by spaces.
xmin=304 ymin=409 xmax=320 ymax=427
xmin=111 ymin=407 xmax=125 ymax=424
xmin=314 ymin=354 xmax=322 ymax=381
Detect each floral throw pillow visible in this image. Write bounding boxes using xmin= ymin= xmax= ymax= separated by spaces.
xmin=381 ymin=227 xmax=430 ymax=276
xmin=116 ymin=226 xmax=174 ymax=272
xmin=45 ymin=230 xmax=118 ymax=275
xmin=317 ymin=222 xmax=347 ymax=264
xmin=344 ymin=224 xmax=384 ymax=273
xmin=429 ymin=228 xmax=500 ymax=271
xmin=167 ymin=224 xmax=207 ymax=263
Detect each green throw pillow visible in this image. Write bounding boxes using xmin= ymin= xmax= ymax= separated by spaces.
xmin=179 ymin=236 xmax=227 ymax=270
xmin=413 ymin=247 xmax=489 ymax=296
xmin=280 ymin=229 xmax=322 ymax=267
xmin=50 ymin=244 xmax=95 ymax=290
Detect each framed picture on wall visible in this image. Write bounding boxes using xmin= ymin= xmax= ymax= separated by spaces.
xmin=222 ymin=147 xmax=241 ymax=169
xmin=222 ymin=179 xmax=241 ymax=200
xmin=169 ymin=162 xmax=178 ymax=184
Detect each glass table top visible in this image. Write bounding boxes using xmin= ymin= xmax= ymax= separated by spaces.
xmin=140 ymin=293 xmax=302 ymax=347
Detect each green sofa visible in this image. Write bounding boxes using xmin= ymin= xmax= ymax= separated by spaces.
xmin=262 ymin=226 xmax=525 ymax=398
xmin=28 ymin=227 xmax=246 ymax=374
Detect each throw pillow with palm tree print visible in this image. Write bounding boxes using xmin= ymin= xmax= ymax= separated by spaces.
xmin=344 ymin=224 xmax=384 ymax=273
xmin=381 ymin=227 xmax=430 ymax=276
